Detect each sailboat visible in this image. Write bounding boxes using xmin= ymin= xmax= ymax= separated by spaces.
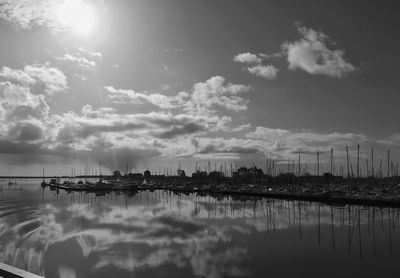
xmin=41 ymin=168 xmax=47 ymax=188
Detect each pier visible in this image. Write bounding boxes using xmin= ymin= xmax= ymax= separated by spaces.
xmin=0 ymin=262 xmax=43 ymax=278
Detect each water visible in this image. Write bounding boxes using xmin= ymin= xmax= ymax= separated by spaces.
xmin=0 ymin=180 xmax=399 ymax=278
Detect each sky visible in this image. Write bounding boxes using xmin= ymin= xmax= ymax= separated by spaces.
xmin=0 ymin=0 xmax=400 ymax=176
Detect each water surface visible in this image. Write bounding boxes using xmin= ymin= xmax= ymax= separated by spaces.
xmin=0 ymin=180 xmax=399 ymax=278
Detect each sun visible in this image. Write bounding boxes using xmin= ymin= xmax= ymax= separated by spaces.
xmin=57 ymin=0 xmax=97 ymax=36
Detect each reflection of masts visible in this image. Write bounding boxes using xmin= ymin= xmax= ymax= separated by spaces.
xmin=372 ymin=207 xmax=376 ymax=256
xmin=331 ymin=206 xmax=335 ymax=250
xmin=253 ymin=200 xmax=256 ymax=224
xmin=367 ymin=207 xmax=370 ymax=235
xmin=272 ymin=200 xmax=276 ymax=231
xmin=358 ymin=208 xmax=362 ymax=257
xmin=388 ymin=208 xmax=393 ymax=256
xmin=298 ymin=203 xmax=302 ymax=239
xmin=178 ymin=195 xmax=182 ymax=219
xmin=348 ymin=206 xmax=351 ymax=253
xmin=318 ymin=204 xmax=321 ymax=245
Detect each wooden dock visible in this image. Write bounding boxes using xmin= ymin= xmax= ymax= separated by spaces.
xmin=0 ymin=263 xmax=43 ymax=278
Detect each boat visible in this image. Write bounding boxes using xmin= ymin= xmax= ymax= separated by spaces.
xmin=41 ymin=169 xmax=47 ymax=188
xmin=41 ymin=181 xmax=47 ymax=188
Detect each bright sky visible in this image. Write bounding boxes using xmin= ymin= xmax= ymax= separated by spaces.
xmin=0 ymin=0 xmax=399 ymax=175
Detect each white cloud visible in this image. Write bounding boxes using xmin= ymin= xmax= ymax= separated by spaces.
xmin=76 ymin=47 xmax=101 ymax=58
xmin=0 ymin=81 xmax=51 ymax=142
xmin=233 ymin=52 xmax=262 ymax=64
xmin=282 ymin=24 xmax=355 ymax=77
xmin=186 ymin=76 xmax=252 ymax=114
xmin=234 ymin=53 xmax=279 ymax=79
xmin=0 ymin=64 xmax=68 ymax=96
xmin=56 ymin=53 xmax=96 ymax=68
xmin=105 ymin=76 xmax=252 ymax=132
xmin=105 ymin=86 xmax=188 ymax=110
xmin=0 ymin=71 xmax=257 ymax=167
xmin=0 ymin=0 xmax=63 ymax=32
xmin=246 ymin=65 xmax=279 ymax=79
xmin=0 ymin=67 xmax=36 ymax=85
xmin=23 ymin=65 xmax=68 ymax=95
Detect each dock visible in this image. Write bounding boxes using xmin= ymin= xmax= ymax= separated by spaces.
xmin=49 ymin=183 xmax=400 ymax=208
xmin=0 ymin=262 xmax=43 ymax=278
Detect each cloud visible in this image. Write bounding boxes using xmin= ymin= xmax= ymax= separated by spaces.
xmin=56 ymin=54 xmax=96 ymax=68
xmin=76 ymin=47 xmax=101 ymax=58
xmin=105 ymin=76 xmax=252 ymax=135
xmin=233 ymin=52 xmax=262 ymax=64
xmin=186 ymin=76 xmax=252 ymax=114
xmin=9 ymin=123 xmax=44 ymax=142
xmin=259 ymin=52 xmax=284 ymax=59
xmin=376 ymin=134 xmax=400 ymax=147
xmin=0 ymin=139 xmax=45 ymax=155
xmin=246 ymin=65 xmax=279 ymax=79
xmin=52 ymin=105 xmax=212 ymax=157
xmin=0 ymin=81 xmax=57 ymax=149
xmin=0 ymin=64 xmax=68 ymax=96
xmin=157 ymin=123 xmax=205 ymax=139
xmin=7 ymin=66 xmax=254 ymax=169
xmin=0 ymin=72 xmax=378 ymax=171
xmin=105 ymin=86 xmax=189 ymax=109
xmin=246 ymin=126 xmax=368 ymax=159
xmin=106 ymin=76 xmax=252 ymax=114
xmin=0 ymin=0 xmax=64 ymax=32
xmin=0 ymin=67 xmax=36 ymax=85
xmin=234 ymin=53 xmax=279 ymax=79
xmin=0 ymin=81 xmax=50 ymax=124
xmin=282 ymin=24 xmax=355 ymax=77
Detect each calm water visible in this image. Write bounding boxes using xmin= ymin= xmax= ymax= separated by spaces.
xmin=0 ymin=180 xmax=399 ymax=278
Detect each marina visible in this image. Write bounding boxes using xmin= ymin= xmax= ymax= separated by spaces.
xmin=1 ymin=0 xmax=399 ymax=277
xmin=1 ymin=181 xmax=400 ymax=277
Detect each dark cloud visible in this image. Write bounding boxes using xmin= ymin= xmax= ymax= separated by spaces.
xmin=157 ymin=123 xmax=205 ymax=139
xmin=0 ymin=140 xmax=45 ymax=155
xmin=69 ymin=147 xmax=162 ymax=171
xmin=198 ymin=144 xmax=259 ymax=155
xmin=56 ymin=122 xmax=147 ymax=143
xmin=9 ymin=123 xmax=43 ymax=142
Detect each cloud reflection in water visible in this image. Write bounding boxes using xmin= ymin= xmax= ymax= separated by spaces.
xmin=0 ymin=188 xmax=397 ymax=278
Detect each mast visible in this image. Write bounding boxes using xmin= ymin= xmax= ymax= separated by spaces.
xmin=346 ymin=146 xmax=350 ymax=178
xmin=387 ymin=149 xmax=390 ymax=177
xmin=371 ymin=148 xmax=374 ymax=178
xmin=357 ymin=144 xmax=360 ymax=179
xmin=298 ymin=154 xmax=301 ymax=176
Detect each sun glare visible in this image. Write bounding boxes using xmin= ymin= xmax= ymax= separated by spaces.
xmin=57 ymin=0 xmax=97 ymax=36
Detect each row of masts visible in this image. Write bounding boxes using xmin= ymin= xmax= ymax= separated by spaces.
xmin=189 ymin=145 xmax=398 ymax=178
xmin=43 ymin=145 xmax=399 ymax=179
